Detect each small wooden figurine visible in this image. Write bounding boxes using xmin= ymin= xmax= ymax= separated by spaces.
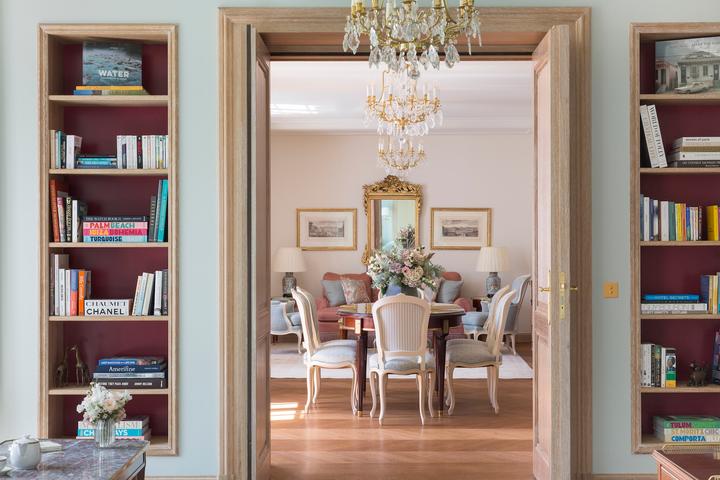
xmin=688 ymin=361 xmax=707 ymax=387
xmin=69 ymin=345 xmax=90 ymax=385
xmin=55 ymin=348 xmax=68 ymax=387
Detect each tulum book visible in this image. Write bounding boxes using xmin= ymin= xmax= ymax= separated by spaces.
xmin=655 ymin=415 xmax=720 ymax=429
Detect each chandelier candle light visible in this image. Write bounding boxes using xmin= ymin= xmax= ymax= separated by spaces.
xmin=344 ymin=0 xmax=482 ymax=78
xmin=365 ymin=68 xmax=443 ymax=137
xmin=377 ymin=135 xmax=426 ymax=175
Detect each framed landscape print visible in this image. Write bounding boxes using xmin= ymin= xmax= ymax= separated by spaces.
xmin=430 ymin=208 xmax=491 ymax=250
xmin=297 ymin=208 xmax=357 ymax=251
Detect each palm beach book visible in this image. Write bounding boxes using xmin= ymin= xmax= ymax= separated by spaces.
xmin=82 ymin=41 xmax=142 ymax=87
xmin=82 ymin=216 xmax=149 ymax=243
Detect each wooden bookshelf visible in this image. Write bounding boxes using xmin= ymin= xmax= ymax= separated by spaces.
xmin=631 ymin=23 xmax=720 ymax=455
xmin=38 ymin=24 xmax=178 ymax=456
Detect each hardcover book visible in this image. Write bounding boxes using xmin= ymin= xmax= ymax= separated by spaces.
xmin=82 ymin=41 xmax=142 ymax=87
xmin=656 ymin=36 xmax=720 ymax=94
xmin=83 ymin=299 xmax=131 ymax=317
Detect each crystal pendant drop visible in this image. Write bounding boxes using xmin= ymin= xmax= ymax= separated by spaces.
xmin=419 ymin=50 xmax=429 ymax=69
xmin=444 ymin=43 xmax=460 ymax=68
xmin=369 ymin=46 xmax=382 ymax=68
xmin=348 ymin=30 xmax=360 ymax=54
xmin=369 ymin=27 xmax=379 ymax=47
xmin=427 ymin=44 xmax=440 ymax=69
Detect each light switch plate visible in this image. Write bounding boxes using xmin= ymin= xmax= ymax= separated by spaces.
xmin=603 ymin=281 xmax=619 ymax=298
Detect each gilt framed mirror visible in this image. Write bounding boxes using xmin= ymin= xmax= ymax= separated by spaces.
xmin=361 ymin=175 xmax=422 ymax=264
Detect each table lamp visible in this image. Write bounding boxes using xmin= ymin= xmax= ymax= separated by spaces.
xmin=273 ymin=247 xmax=307 ymax=297
xmin=476 ymin=246 xmax=507 ymax=297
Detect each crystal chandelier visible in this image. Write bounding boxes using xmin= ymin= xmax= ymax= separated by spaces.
xmin=343 ymin=0 xmax=482 ymax=78
xmin=365 ymin=67 xmax=443 ymax=137
xmin=377 ymin=135 xmax=426 ymax=176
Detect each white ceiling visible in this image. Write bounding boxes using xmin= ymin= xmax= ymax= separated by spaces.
xmin=270 ymin=60 xmax=533 ymax=134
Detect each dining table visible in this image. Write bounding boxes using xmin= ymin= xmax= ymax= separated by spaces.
xmin=337 ymin=302 xmax=466 ymax=415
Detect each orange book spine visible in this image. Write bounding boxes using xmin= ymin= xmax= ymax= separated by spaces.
xmin=78 ymin=270 xmax=86 ymax=316
xmin=49 ymin=179 xmax=60 ymax=242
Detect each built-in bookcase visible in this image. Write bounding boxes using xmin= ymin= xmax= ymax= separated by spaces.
xmin=38 ymin=24 xmax=177 ymax=456
xmin=631 ymin=23 xmax=720 ymax=454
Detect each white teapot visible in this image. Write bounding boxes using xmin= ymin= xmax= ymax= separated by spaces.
xmin=8 ymin=436 xmax=41 ymax=470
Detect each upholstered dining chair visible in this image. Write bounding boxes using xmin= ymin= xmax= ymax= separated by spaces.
xmin=368 ymin=294 xmax=435 ymax=425
xmin=444 ymin=288 xmax=516 ymax=416
xmin=292 ymin=288 xmax=358 ymax=414
xmin=502 ymin=274 xmax=531 ymax=355
xmin=455 ymin=285 xmax=511 ymax=344
xmin=270 ymin=300 xmax=303 ymax=353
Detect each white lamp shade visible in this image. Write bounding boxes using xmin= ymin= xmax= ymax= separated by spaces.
xmin=476 ymin=246 xmax=507 ymax=273
xmin=273 ymin=247 xmax=307 ymax=273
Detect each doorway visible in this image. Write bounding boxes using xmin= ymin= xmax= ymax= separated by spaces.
xmin=218 ymin=7 xmax=591 ymax=480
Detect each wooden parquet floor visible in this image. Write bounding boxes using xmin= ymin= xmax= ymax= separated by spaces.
xmin=270 ymin=343 xmax=533 ymax=480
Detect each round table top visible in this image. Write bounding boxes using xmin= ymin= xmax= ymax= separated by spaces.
xmin=337 ymin=303 xmax=466 ymax=319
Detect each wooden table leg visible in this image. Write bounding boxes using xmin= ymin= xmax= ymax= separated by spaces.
xmin=339 ymin=325 xmax=348 ymax=340
xmin=434 ymin=330 xmax=448 ymax=414
xmin=355 ymin=330 xmax=368 ymax=412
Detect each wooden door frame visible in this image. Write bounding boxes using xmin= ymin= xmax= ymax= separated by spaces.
xmin=218 ymin=7 xmax=592 ymax=479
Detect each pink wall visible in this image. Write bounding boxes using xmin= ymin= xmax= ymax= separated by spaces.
xmin=270 ymin=132 xmax=533 ymax=333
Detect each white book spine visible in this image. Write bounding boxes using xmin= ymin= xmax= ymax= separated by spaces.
xmin=640 ymin=105 xmax=658 ymax=167
xmin=131 ymin=276 xmax=143 ymax=316
xmin=669 ymin=151 xmax=720 ymax=160
xmin=648 ymin=105 xmax=667 ymax=168
xmin=643 ymin=196 xmax=650 ymax=241
xmin=660 ymin=347 xmax=667 ymax=388
xmin=641 ymin=303 xmax=708 ymax=311
xmin=66 ymin=136 xmax=74 ymax=169
xmin=65 ymin=269 xmax=71 ymax=316
xmin=673 ymin=137 xmax=720 ymax=147
xmin=58 ymin=268 xmax=65 ymax=316
xmin=136 ymin=273 xmax=148 ymax=315
xmin=71 ymin=200 xmax=78 ymax=243
xmin=653 ymin=200 xmax=660 ymax=240
xmin=116 ymin=136 xmax=122 ymax=169
xmin=142 ymin=273 xmax=154 ymax=315
xmin=154 ymin=270 xmax=163 ymax=315
xmin=660 ymin=201 xmax=669 ymax=241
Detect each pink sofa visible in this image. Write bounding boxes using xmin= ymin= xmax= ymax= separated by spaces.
xmin=316 ymin=271 xmax=472 ymax=337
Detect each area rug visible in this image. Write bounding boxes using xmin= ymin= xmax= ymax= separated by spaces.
xmin=271 ymin=343 xmax=533 ymax=379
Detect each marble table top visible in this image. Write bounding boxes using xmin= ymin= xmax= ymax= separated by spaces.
xmin=1 ymin=439 xmax=147 ymax=479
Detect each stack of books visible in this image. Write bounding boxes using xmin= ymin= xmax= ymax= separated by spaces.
xmin=701 ymin=274 xmax=720 ymax=315
xmin=132 ymin=270 xmax=169 ymax=316
xmin=75 ymin=41 xmax=147 ymax=96
xmin=638 ymin=195 xmax=720 ymax=241
xmin=49 ymin=131 xmax=82 ymax=169
xmin=49 ymin=179 xmax=87 ymax=242
xmin=640 ymin=293 xmax=707 ymax=315
xmin=640 ymin=343 xmax=677 ymax=388
xmin=640 ymin=104 xmax=668 ymax=168
xmin=669 ymin=137 xmax=720 ymax=168
xmin=49 ymin=254 xmax=92 ymax=316
xmin=654 ymin=416 xmax=720 ymax=444
xmin=93 ymin=357 xmax=167 ymax=389
xmin=82 ymin=216 xmax=148 ymax=243
xmin=77 ymin=416 xmax=151 ymax=441
xmin=148 ymin=179 xmax=169 ymax=242
xmin=116 ymin=135 xmax=168 ymax=169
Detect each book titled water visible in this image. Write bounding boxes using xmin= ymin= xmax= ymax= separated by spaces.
xmin=82 ymin=41 xmax=142 ymax=87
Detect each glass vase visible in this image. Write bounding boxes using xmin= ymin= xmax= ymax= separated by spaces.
xmin=95 ymin=419 xmax=115 ymax=448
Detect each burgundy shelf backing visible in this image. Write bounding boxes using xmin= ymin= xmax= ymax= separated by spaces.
xmin=641 ymin=247 xmax=720 ymax=294
xmin=642 ymin=393 xmax=720 ymax=435
xmin=641 ymin=174 xmax=720 ymax=205
xmin=652 ymin=104 xmax=720 ymax=154
xmin=60 ymin=44 xmax=168 ymax=96
xmin=61 ymin=394 xmax=169 ymax=437
xmin=640 ymin=41 xmax=656 ymax=95
xmin=61 ymin=248 xmax=168 ymax=299
xmin=641 ymin=318 xmax=720 ymax=382
xmin=62 ymin=106 xmax=168 ymax=156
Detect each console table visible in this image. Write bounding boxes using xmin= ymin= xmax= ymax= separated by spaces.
xmin=4 ymin=439 xmax=147 ymax=479
xmin=652 ymin=450 xmax=720 ymax=480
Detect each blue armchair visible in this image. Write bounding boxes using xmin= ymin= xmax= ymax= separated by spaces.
xmin=270 ymin=300 xmax=303 ymax=353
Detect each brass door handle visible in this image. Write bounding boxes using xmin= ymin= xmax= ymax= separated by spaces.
xmin=538 ymin=286 xmax=551 ymax=293
xmin=560 ymin=283 xmax=578 ymax=292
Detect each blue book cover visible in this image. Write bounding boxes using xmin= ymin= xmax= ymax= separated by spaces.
xmin=71 ymin=269 xmax=79 ymax=294
xmin=643 ymin=294 xmax=701 ymax=302
xmin=77 ymin=427 xmax=145 ymax=437
xmin=156 ymin=179 xmax=169 ymax=242
xmin=98 ymin=356 xmax=165 ymax=366
xmin=701 ymin=275 xmax=711 ymax=306
xmin=82 ymin=41 xmax=142 ymax=87
xmin=94 ymin=363 xmax=166 ymax=373
xmin=686 ymin=207 xmax=692 ymax=240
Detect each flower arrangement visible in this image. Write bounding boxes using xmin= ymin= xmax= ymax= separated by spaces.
xmin=367 ymin=226 xmax=443 ymax=295
xmin=76 ymin=383 xmax=132 ymax=424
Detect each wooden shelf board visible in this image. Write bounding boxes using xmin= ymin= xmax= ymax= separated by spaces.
xmin=48 ymin=95 xmax=168 ymax=107
xmin=49 ymin=169 xmax=168 ymax=176
xmin=640 ymin=92 xmax=720 ymax=105
xmin=640 ymin=167 xmax=720 ymax=175
xmin=49 ymin=242 xmax=169 ymax=249
xmin=49 ymin=315 xmax=169 ymax=322
xmin=640 ymin=434 xmax=720 ymax=454
xmin=640 ymin=383 xmax=720 ymax=393
xmin=49 ymin=387 xmax=169 ymax=395
xmin=640 ymin=314 xmax=719 ymax=320
xmin=640 ymin=241 xmax=720 ymax=246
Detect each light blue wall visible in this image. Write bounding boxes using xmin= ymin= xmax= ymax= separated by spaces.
xmin=2 ymin=0 xmax=720 ymax=476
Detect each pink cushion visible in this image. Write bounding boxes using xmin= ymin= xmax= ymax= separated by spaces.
xmin=340 ymin=277 xmax=371 ymax=303
xmin=322 ymin=272 xmax=377 ymax=302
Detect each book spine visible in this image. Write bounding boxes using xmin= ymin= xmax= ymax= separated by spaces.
xmin=154 ymin=269 xmax=162 ymax=316
xmin=83 ymin=228 xmax=148 ymax=236
xmin=673 ymin=137 xmax=720 ymax=148
xmin=640 ymin=105 xmax=658 ymax=167
xmin=84 ymin=235 xmax=148 ymax=243
xmin=643 ymin=196 xmax=650 ymax=241
xmin=148 ymin=196 xmax=157 ymax=243
xmin=72 ymin=200 xmax=78 ymax=243
xmin=66 ymin=135 xmax=74 ymax=169
xmin=83 ymin=216 xmax=149 ymax=222
xmin=93 ymin=372 xmax=166 ymax=379
xmin=157 ymin=179 xmax=169 ymax=242
xmin=70 ymin=270 xmax=78 ymax=316
xmin=98 ymin=359 xmax=163 ymax=366
xmin=660 ymin=201 xmax=669 ymax=241
xmin=670 ymin=151 xmax=720 ymax=160
xmin=94 ymin=378 xmax=167 ymax=389
xmin=95 ymin=364 xmax=166 ymax=373
xmin=162 ymin=269 xmax=169 ymax=315
xmin=131 ymin=276 xmax=143 ymax=316
xmin=652 ymin=200 xmax=659 ymax=240
xmin=642 ymin=294 xmax=701 ymax=302
xmin=142 ymin=273 xmax=154 ymax=315
xmin=648 ymin=105 xmax=667 ymax=168
xmin=78 ymin=270 xmax=86 ymax=316
xmin=665 ymin=347 xmax=676 ymax=388
xmin=65 ymin=196 xmax=72 ymax=242
xmin=641 ymin=303 xmax=707 ymax=311
xmin=65 ymin=269 xmax=71 ymax=317
xmin=652 ymin=345 xmax=661 ymax=387
xmin=137 ymin=135 xmax=143 ymax=169
xmin=154 ymin=180 xmax=163 ymax=241
xmin=77 ymin=428 xmax=147 ymax=437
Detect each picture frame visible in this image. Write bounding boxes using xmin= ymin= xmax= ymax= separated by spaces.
xmin=296 ymin=208 xmax=357 ymax=251
xmin=430 ymin=208 xmax=492 ymax=250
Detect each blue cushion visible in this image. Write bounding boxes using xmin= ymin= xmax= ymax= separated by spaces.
xmin=461 ymin=311 xmax=489 ymax=327
xmin=289 ymin=312 xmax=302 ymax=327
xmin=322 ymin=280 xmax=347 ymax=307
xmin=436 ymin=280 xmax=463 ymax=303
